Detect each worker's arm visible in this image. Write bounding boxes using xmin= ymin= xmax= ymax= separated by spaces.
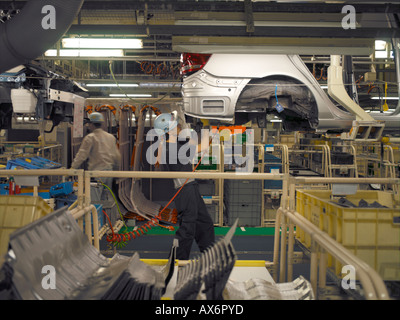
xmin=70 ymin=135 xmax=93 ymax=169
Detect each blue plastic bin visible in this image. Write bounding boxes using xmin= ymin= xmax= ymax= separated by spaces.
xmin=83 ymin=204 xmax=105 ymax=233
xmin=55 ymin=195 xmax=77 ymax=209
xmin=30 ymin=156 xmax=62 ymax=169
xmin=264 ymin=163 xmax=283 ymax=189
xmin=19 ymin=192 xmax=51 ymax=199
xmin=50 ymin=182 xmax=74 ymax=197
xmin=264 ymin=153 xmax=282 ymax=163
xmin=56 ymin=196 xmax=105 ymax=233
xmin=6 ymin=156 xmax=61 ymax=170
xmin=0 ymin=184 xmax=8 ymax=195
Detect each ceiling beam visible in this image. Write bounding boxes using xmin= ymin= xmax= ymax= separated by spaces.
xmin=1 ymin=1 xmax=399 ymax=14
xmin=74 ymin=1 xmax=400 ymax=14
xmin=172 ymin=36 xmax=375 ymax=55
xmin=67 ymin=24 xmax=399 ymax=39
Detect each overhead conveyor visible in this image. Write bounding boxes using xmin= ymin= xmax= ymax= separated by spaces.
xmin=328 ymin=55 xmax=386 ymax=142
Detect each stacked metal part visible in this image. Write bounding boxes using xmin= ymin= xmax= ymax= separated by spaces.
xmin=118 ymin=107 xmax=137 ymax=213
xmin=118 ymin=107 xmax=162 ymax=220
xmin=0 ymin=207 xmax=176 ymax=300
xmin=223 ymin=276 xmax=315 ymax=300
xmin=174 ymin=219 xmax=238 ymax=300
xmin=94 ymin=253 xmax=166 ymax=300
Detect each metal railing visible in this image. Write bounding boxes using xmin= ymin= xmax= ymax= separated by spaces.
xmin=0 ymin=169 xmax=100 ymax=249
xmin=1 ymin=167 xmax=399 ymax=300
xmin=273 ymin=176 xmax=399 ymax=300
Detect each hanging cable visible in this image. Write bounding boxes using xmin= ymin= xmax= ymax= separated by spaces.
xmin=101 ymin=182 xmax=126 ymax=224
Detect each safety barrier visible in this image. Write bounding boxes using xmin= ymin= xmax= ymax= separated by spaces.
xmin=1 ymin=167 xmax=399 ymax=299
xmin=273 ymin=176 xmax=399 ymax=300
xmin=276 ymin=207 xmax=390 ymax=300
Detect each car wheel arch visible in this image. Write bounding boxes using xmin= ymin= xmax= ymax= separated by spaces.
xmin=235 ymin=74 xmax=320 ymax=129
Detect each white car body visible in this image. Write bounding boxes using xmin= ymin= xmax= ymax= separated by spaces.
xmin=181 ymin=54 xmax=400 ymax=132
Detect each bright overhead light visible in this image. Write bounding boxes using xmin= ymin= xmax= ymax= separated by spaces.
xmin=371 ymin=97 xmax=399 ymax=100
xmin=109 ymin=94 xmax=152 ymax=98
xmin=375 ymin=50 xmax=391 ymax=59
xmin=45 ymin=49 xmax=124 ymax=57
xmin=86 ymin=83 xmax=139 ymax=88
xmin=62 ymin=38 xmax=143 ymax=49
xmin=139 ymin=83 xmax=181 ymax=88
xmin=375 ymin=40 xmax=386 ymax=50
xmin=366 ymin=109 xmax=396 ymax=113
xmin=175 ymin=20 xmax=342 ymax=28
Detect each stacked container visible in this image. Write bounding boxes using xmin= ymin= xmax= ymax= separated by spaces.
xmin=224 ymin=179 xmax=262 ymax=226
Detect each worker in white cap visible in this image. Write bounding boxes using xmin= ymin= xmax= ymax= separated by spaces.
xmin=71 ymin=112 xmax=121 ymax=200
xmin=154 ymin=112 xmax=215 ymax=260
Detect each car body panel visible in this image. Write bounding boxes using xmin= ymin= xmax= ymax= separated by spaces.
xmin=181 ymin=54 xmax=400 ymax=132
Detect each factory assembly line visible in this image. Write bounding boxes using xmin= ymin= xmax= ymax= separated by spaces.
xmin=0 ymin=0 xmax=399 ymax=302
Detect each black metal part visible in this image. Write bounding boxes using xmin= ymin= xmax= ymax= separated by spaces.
xmin=174 ymin=219 xmax=239 ymax=300
xmin=0 ymin=0 xmax=84 ymax=73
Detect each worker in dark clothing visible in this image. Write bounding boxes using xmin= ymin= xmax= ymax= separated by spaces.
xmin=154 ymin=113 xmax=215 ymax=260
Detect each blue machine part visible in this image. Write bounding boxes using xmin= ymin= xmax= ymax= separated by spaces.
xmin=50 ymin=182 xmax=74 ymax=197
xmin=6 ymin=156 xmax=61 ymax=170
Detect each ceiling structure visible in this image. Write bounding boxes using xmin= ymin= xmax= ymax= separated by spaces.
xmin=0 ymin=0 xmax=399 ymax=107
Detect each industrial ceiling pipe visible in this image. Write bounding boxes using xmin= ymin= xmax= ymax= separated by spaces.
xmin=0 ymin=0 xmax=83 ymax=73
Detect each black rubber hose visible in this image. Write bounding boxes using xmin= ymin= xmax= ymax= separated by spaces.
xmin=0 ymin=0 xmax=83 ymax=73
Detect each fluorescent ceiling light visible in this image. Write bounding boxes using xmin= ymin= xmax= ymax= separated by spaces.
xmin=270 ymin=119 xmax=282 ymax=123
xmin=371 ymin=97 xmax=399 ymax=100
xmin=139 ymin=83 xmax=181 ymax=88
xmin=45 ymin=49 xmax=124 ymax=57
xmin=62 ymin=38 xmax=143 ymax=49
xmin=375 ymin=50 xmax=388 ymax=59
xmin=109 ymin=94 xmax=152 ymax=98
xmin=175 ymin=20 xmax=342 ymax=28
xmin=375 ymin=40 xmax=386 ymax=50
xmin=375 ymin=50 xmax=394 ymax=59
xmin=320 ymin=85 xmax=328 ymax=89
xmin=366 ymin=110 xmax=396 ymax=113
xmin=86 ymin=83 xmax=139 ymax=88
